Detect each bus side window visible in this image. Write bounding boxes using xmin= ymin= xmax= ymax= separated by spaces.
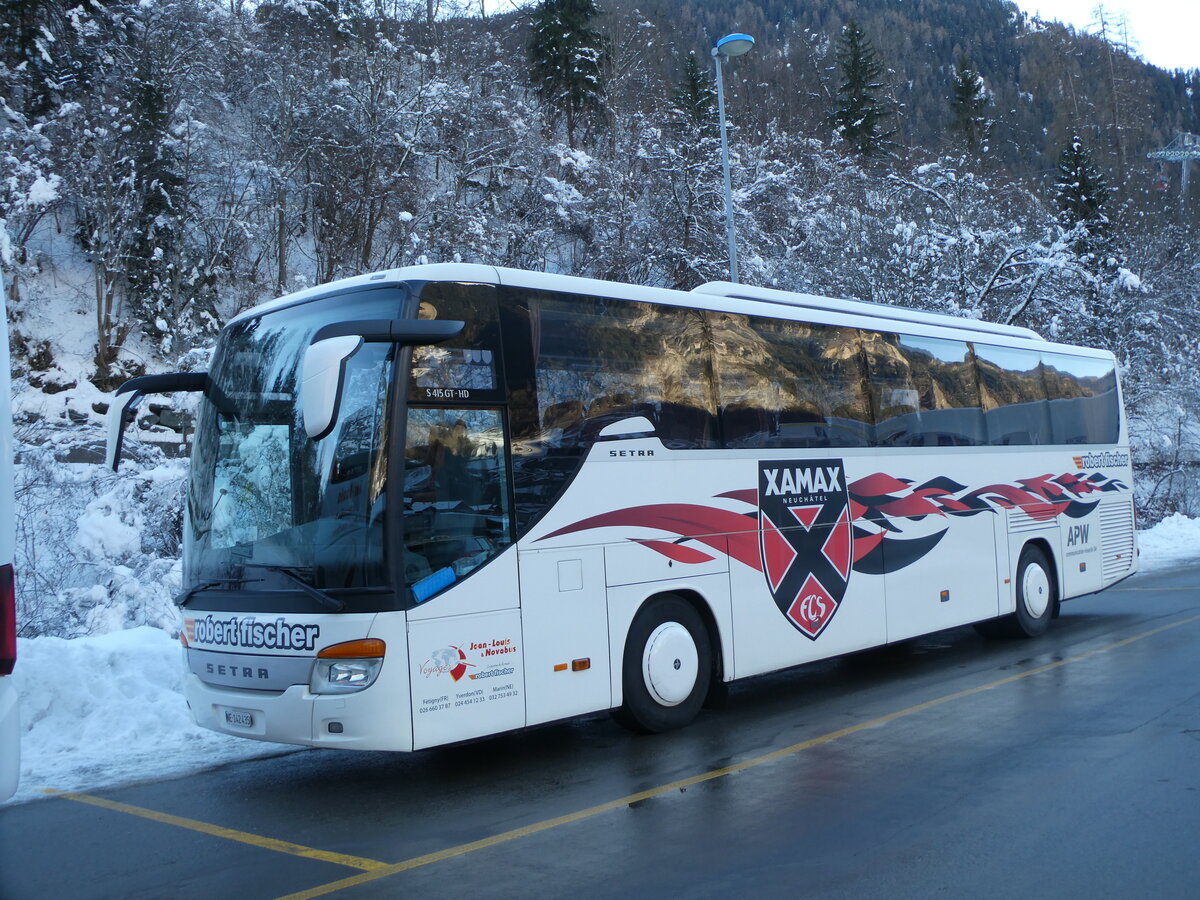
xmin=875 ymin=335 xmax=985 ymax=447
xmin=1043 ymin=352 xmax=1120 ymax=444
xmin=402 ymin=407 xmax=512 ymax=590
xmin=713 ymin=315 xmax=872 ymax=449
xmin=863 ymin=331 xmax=919 ymax=446
xmin=541 ymin=399 xmax=585 ymax=435
xmin=528 ymin=293 xmax=718 ymax=450
xmin=720 ymin=402 xmax=773 ymax=448
xmin=809 ymin=325 xmax=873 ymax=448
xmin=974 ymin=345 xmax=1051 ymax=446
xmin=506 ymin=290 xmax=721 ymax=531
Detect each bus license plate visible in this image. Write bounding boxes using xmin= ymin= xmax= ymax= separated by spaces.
xmin=224 ymin=708 xmax=254 ymax=728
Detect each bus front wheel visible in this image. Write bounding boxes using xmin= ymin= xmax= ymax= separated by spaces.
xmin=615 ymin=595 xmax=712 ymax=734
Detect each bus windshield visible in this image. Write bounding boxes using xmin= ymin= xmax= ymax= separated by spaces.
xmin=185 ymin=288 xmax=406 ymax=602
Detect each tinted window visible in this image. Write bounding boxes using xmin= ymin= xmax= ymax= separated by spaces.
xmin=402 ymin=407 xmax=512 ymax=602
xmin=501 ymin=289 xmax=718 ymax=530
xmin=1042 ymin=352 xmax=1120 ymax=444
xmin=713 ymin=314 xmax=872 ymax=448
xmin=409 ymin=282 xmax=504 ymax=403
xmin=527 ymin=293 xmax=718 ymax=449
xmin=975 ymin=345 xmax=1050 ymax=445
xmin=869 ymin=335 xmax=984 ymax=447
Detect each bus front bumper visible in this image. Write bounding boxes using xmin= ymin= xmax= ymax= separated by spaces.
xmin=182 ymin=668 xmax=414 ymax=752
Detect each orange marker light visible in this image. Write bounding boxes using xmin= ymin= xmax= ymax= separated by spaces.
xmin=571 ymin=658 xmax=591 ymax=672
xmin=553 ymin=663 xmax=568 ymax=672
xmin=318 ymin=638 xmax=386 ymax=659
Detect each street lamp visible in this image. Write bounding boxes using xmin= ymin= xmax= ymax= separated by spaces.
xmin=712 ymin=32 xmax=755 ymax=284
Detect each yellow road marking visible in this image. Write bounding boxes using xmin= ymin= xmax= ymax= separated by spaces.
xmin=44 ymin=791 xmax=390 ymax=872
xmin=277 ymin=611 xmax=1200 ymax=900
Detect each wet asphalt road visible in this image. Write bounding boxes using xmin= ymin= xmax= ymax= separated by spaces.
xmin=3 ymin=562 xmax=1200 ymax=900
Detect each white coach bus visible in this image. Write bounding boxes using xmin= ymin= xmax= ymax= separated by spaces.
xmin=1 ymin=272 xmax=20 ymax=800
xmin=108 ymin=265 xmax=1136 ymax=749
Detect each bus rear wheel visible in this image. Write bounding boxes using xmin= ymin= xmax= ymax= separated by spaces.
xmin=614 ymin=595 xmax=712 ymax=734
xmin=976 ymin=545 xmax=1055 ymax=639
xmin=1013 ymin=545 xmax=1055 ymax=637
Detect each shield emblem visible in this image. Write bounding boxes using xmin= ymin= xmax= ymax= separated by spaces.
xmin=758 ymin=459 xmax=853 ymax=639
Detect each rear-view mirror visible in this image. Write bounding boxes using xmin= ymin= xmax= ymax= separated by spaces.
xmin=104 ymin=390 xmax=142 ymax=471
xmin=301 ymin=318 xmax=464 ymax=440
xmin=105 ymin=372 xmax=207 ymax=471
xmin=301 ymin=335 xmax=364 ymax=440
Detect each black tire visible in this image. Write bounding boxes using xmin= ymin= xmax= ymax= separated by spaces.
xmin=1012 ymin=545 xmax=1055 ymax=637
xmin=975 ymin=545 xmax=1055 ymax=639
xmin=614 ymin=595 xmax=712 ymax=734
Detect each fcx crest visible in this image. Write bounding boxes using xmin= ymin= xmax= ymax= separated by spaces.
xmin=758 ymin=459 xmax=853 ymax=639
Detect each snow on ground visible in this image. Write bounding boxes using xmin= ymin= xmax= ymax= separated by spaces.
xmin=2 ymin=516 xmax=1198 ymax=807
xmin=4 ymin=627 xmax=296 ymax=806
xmin=1133 ymin=513 xmax=1200 ymax=573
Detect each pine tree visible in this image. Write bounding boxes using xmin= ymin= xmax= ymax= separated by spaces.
xmin=830 ymin=19 xmax=895 ymax=156
xmin=528 ymin=0 xmax=608 ymax=148
xmin=670 ymin=51 xmax=717 ymax=138
xmin=1055 ymin=137 xmax=1109 ymax=227
xmin=1055 ymin=136 xmax=1111 ymax=255
xmin=949 ymin=55 xmax=990 ymax=155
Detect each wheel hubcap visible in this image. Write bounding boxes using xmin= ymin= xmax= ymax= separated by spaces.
xmin=642 ymin=622 xmax=699 ymax=707
xmin=1023 ymin=563 xmax=1051 ymax=618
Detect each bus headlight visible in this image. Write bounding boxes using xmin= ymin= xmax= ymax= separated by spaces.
xmin=310 ymin=639 xmax=385 ymax=695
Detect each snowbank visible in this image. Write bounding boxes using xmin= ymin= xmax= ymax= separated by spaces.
xmin=4 ymin=626 xmax=294 ymax=806
xmin=2 ymin=516 xmax=1197 ymax=807
xmin=1134 ymin=513 xmax=1200 ymax=573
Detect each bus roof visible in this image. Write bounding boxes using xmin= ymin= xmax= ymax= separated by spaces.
xmin=690 ymin=281 xmax=1043 ymax=342
xmin=231 ymin=263 xmax=1075 ymax=354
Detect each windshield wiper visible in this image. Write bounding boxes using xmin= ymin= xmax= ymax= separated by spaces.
xmin=177 ymin=577 xmax=264 ymax=607
xmin=239 ymin=564 xmax=346 ymax=612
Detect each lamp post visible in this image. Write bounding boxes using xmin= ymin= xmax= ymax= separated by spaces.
xmin=712 ymin=32 xmax=755 ymax=284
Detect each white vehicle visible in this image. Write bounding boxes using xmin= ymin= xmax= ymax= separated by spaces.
xmin=109 ymin=265 xmax=1137 ymax=750
xmin=1 ymin=271 xmax=20 ymax=800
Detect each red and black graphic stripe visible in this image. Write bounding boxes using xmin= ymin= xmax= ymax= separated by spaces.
xmin=539 ymin=470 xmax=1127 ymax=578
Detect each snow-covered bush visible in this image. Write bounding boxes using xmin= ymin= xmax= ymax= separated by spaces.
xmin=1130 ymin=404 xmax=1200 ymax=525
xmin=13 ymin=424 xmax=186 ymax=638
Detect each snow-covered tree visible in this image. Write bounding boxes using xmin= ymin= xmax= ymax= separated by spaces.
xmin=671 ymin=51 xmax=716 ymax=138
xmin=654 ymin=51 xmax=723 ymax=287
xmin=0 ymin=98 xmax=60 ymax=279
